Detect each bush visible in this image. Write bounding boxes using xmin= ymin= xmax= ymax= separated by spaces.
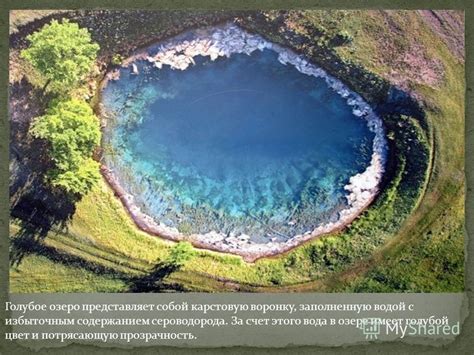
xmin=111 ymin=54 xmax=124 ymax=66
xmin=166 ymin=242 xmax=196 ymax=267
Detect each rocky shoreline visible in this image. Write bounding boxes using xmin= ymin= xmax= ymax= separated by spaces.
xmin=101 ymin=23 xmax=388 ymax=262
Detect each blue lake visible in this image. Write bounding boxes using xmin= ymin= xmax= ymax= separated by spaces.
xmin=101 ymin=49 xmax=375 ymax=242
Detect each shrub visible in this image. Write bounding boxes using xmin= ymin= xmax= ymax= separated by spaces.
xmin=111 ymin=54 xmax=124 ymax=66
xmin=166 ymin=242 xmax=196 ymax=267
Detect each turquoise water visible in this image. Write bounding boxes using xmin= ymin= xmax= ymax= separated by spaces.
xmin=102 ymin=49 xmax=374 ymax=242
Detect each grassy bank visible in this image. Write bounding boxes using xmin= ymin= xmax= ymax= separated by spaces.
xmin=9 ymin=10 xmax=464 ymax=292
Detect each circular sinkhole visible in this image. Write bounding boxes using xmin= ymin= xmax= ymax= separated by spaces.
xmin=100 ymin=24 xmax=387 ymax=260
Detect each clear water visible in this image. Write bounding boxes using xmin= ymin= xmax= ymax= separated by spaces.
xmin=102 ymin=49 xmax=374 ymax=242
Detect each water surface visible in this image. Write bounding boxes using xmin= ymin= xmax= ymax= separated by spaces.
xmin=102 ymin=49 xmax=374 ymax=242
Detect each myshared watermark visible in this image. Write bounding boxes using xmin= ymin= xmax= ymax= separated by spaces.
xmin=357 ymin=317 xmax=460 ymax=340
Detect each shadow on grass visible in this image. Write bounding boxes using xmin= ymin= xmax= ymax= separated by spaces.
xmin=10 ymin=236 xmax=186 ymax=292
xmin=10 ymin=235 xmax=126 ymax=278
xmin=128 ymin=263 xmax=186 ymax=292
xmin=9 ymin=79 xmax=81 ymax=267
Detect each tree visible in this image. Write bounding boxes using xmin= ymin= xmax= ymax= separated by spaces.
xmin=46 ymin=158 xmax=101 ymax=196
xmin=30 ymin=99 xmax=101 ymax=195
xmin=21 ymin=19 xmax=99 ymax=93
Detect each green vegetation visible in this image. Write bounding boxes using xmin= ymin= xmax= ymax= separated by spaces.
xmin=111 ymin=53 xmax=124 ymax=66
xmin=21 ymin=19 xmax=99 ymax=94
xmin=9 ymin=10 xmax=464 ymax=293
xmin=166 ymin=242 xmax=196 ymax=267
xmin=10 ymin=253 xmax=126 ymax=293
xmin=30 ymin=99 xmax=101 ymax=195
xmin=21 ymin=19 xmax=102 ymax=196
xmin=342 ymin=193 xmax=464 ymax=292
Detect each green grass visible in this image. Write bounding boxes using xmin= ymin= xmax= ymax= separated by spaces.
xmin=281 ymin=10 xmax=465 ymax=292
xmin=9 ymin=10 xmax=70 ymax=34
xmin=10 ymin=254 xmax=126 ymax=293
xmin=9 ymin=10 xmax=465 ymax=293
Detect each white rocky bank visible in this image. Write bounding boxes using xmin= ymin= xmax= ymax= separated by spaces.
xmin=107 ymin=23 xmax=388 ymax=261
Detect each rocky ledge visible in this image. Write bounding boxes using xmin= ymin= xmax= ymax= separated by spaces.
xmin=102 ymin=23 xmax=388 ymax=262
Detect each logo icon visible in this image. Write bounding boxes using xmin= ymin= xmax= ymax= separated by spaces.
xmin=359 ymin=318 xmax=381 ymax=340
